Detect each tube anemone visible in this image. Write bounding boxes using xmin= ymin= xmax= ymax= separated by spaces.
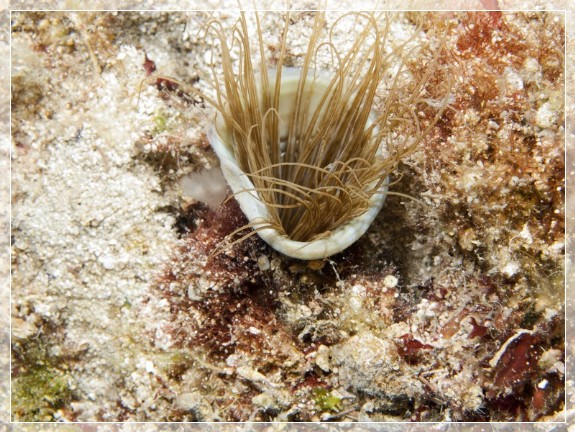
xmin=198 ymin=11 xmax=450 ymax=259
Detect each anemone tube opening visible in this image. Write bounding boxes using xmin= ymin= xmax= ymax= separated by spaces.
xmin=200 ymin=11 xmax=450 ymax=258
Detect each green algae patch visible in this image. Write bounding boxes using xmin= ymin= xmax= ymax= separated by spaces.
xmin=12 ymin=337 xmax=77 ymax=421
